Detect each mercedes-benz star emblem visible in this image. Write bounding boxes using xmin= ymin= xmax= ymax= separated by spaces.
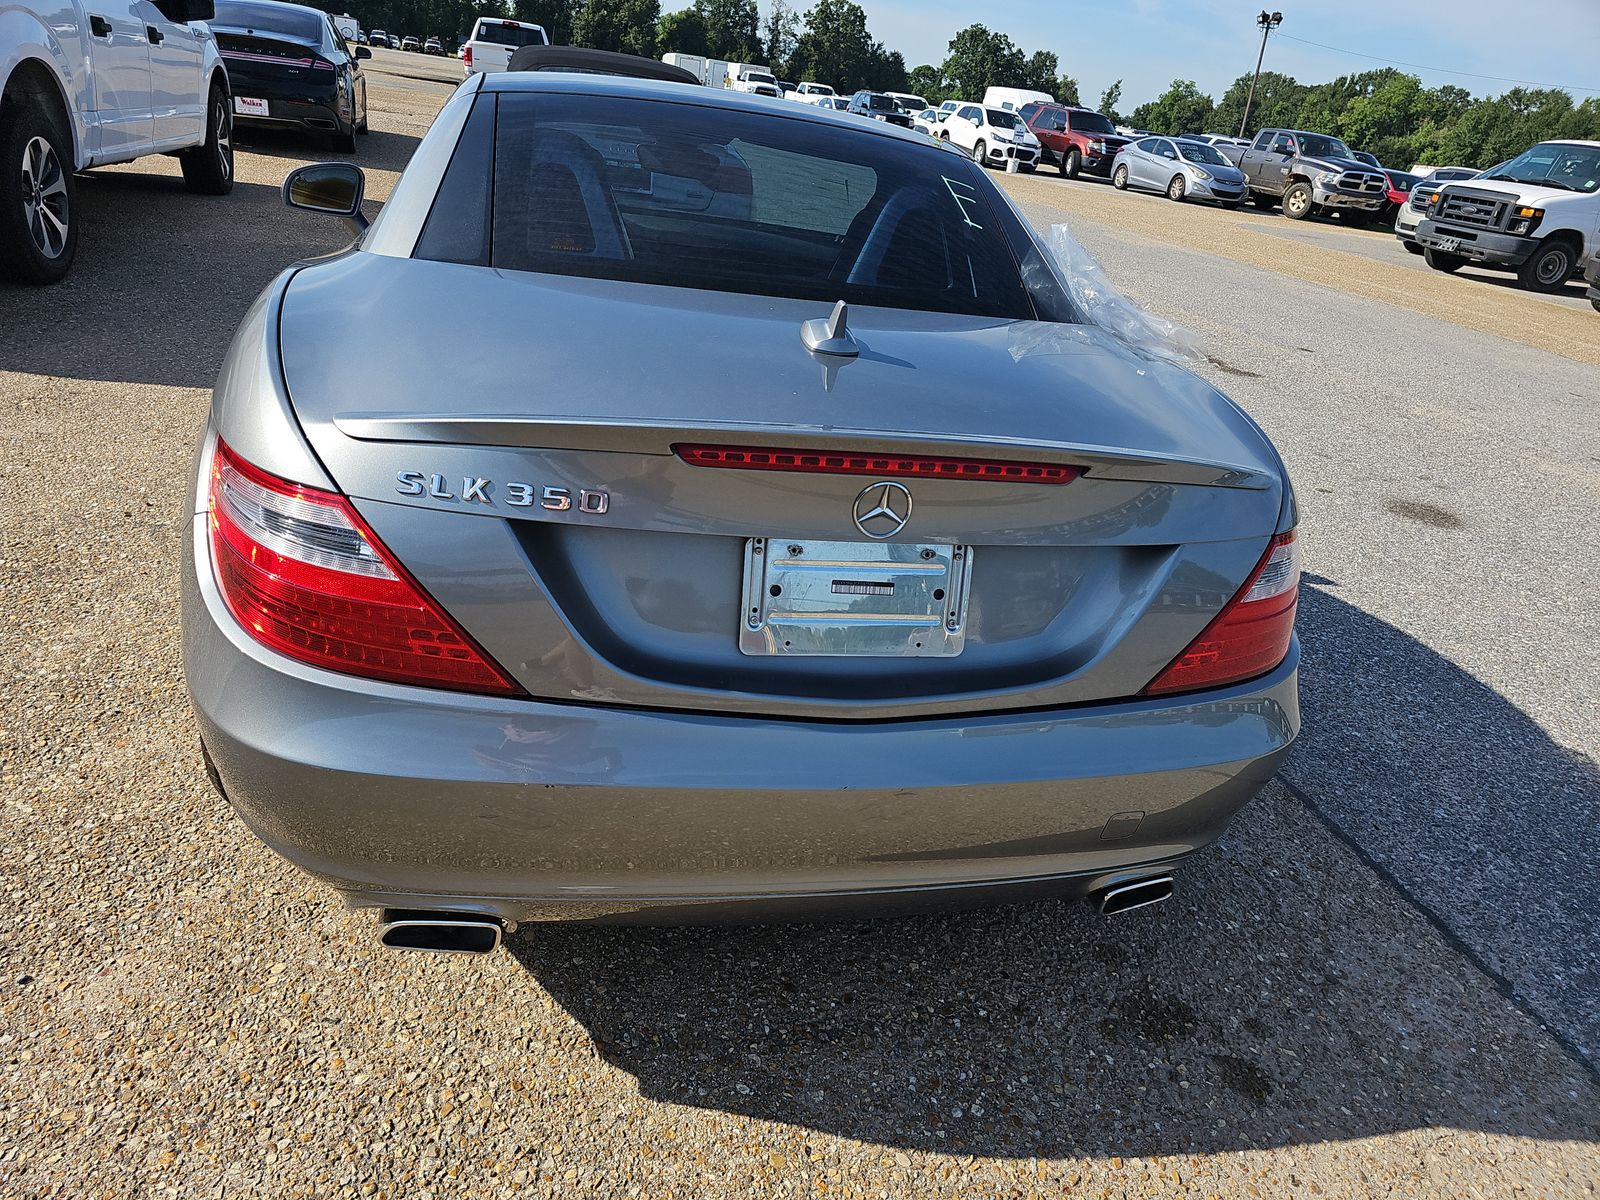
xmin=852 ymin=481 xmax=912 ymax=539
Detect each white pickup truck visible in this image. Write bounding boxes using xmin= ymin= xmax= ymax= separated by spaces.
xmin=1 ymin=0 xmax=233 ymax=283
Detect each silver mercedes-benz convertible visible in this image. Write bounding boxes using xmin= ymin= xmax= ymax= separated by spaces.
xmin=182 ymin=67 xmax=1300 ymax=953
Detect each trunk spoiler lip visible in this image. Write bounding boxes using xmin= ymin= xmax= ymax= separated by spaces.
xmin=330 ymin=413 xmax=1275 ymax=490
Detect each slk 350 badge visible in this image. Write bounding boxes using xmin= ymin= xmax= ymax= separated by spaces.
xmin=395 ymin=471 xmax=609 ymax=514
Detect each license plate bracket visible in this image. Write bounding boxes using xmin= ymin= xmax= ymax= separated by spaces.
xmin=233 ymin=96 xmax=269 ymax=117
xmin=1435 ymin=236 xmax=1460 ymax=252
xmin=739 ymin=538 xmax=973 ymax=657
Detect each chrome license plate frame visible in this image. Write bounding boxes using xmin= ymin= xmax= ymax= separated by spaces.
xmin=739 ymin=538 xmax=973 ymax=657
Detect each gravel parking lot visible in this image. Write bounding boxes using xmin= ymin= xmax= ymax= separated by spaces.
xmin=2 ymin=60 xmax=1597 ymax=1198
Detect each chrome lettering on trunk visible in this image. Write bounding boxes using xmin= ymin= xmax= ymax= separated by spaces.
xmin=397 ymin=471 xmax=609 ymax=517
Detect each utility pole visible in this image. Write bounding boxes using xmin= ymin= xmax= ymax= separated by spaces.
xmin=1238 ymin=11 xmax=1283 ymax=139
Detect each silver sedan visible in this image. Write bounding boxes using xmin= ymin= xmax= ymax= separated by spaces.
xmin=1112 ymin=136 xmax=1249 ymax=206
xmin=183 ymin=69 xmax=1299 ymax=952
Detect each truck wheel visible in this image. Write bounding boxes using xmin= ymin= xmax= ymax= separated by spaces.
xmin=1166 ymin=175 xmax=1187 ymax=202
xmin=0 ymin=97 xmax=77 ymax=285
xmin=180 ymin=85 xmax=235 ymax=196
xmin=1111 ymin=164 xmax=1129 ymax=190
xmin=1062 ymin=148 xmax=1081 ymax=179
xmin=1515 ymin=239 xmax=1577 ymax=294
xmin=1282 ymin=181 xmax=1314 ymax=220
xmin=1250 ymin=193 xmax=1277 ymax=210
xmin=1424 ymin=247 xmax=1465 ymax=273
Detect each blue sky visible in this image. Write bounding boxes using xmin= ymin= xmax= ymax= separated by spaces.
xmin=852 ymin=0 xmax=1600 ymax=107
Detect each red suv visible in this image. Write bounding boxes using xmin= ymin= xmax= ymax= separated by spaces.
xmin=1018 ymin=103 xmax=1131 ymax=179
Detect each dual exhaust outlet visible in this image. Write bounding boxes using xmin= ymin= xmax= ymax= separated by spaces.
xmin=374 ymin=877 xmax=1174 ymax=954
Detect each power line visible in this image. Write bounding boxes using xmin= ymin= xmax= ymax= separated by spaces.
xmin=1274 ymin=32 xmax=1600 ymax=95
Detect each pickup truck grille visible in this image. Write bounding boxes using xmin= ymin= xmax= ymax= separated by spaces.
xmin=1435 ymin=189 xmax=1509 ymax=231
xmin=1338 ymin=171 xmax=1387 ymax=194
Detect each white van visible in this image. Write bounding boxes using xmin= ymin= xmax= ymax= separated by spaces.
xmin=461 ymin=17 xmax=549 ymax=76
xmin=982 ymin=86 xmax=1054 ymax=113
xmin=1416 ymin=140 xmax=1600 ymax=293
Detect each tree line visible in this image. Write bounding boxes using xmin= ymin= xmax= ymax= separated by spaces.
xmin=331 ymin=0 xmax=1596 ymax=169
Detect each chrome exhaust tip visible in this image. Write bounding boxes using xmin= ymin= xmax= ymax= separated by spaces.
xmin=1094 ymin=876 xmax=1175 ymax=916
xmin=376 ymin=909 xmax=505 ymax=955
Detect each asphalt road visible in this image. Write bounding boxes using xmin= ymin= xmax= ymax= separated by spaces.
xmin=1 ymin=66 xmax=1597 ymax=1198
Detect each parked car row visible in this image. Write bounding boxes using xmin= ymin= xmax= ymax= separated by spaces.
xmin=0 ymin=0 xmax=377 ymax=283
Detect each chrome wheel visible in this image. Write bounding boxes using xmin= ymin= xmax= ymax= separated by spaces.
xmin=1112 ymin=165 xmax=1128 ymax=190
xmin=1168 ymin=175 xmax=1186 ymax=201
xmin=215 ymin=98 xmax=233 ymax=183
xmin=20 ymin=135 xmax=68 ymax=260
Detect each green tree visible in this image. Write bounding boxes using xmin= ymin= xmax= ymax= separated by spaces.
xmin=762 ymin=0 xmax=799 ymax=76
xmin=1210 ymin=70 xmax=1304 ymax=138
xmin=867 ymin=43 xmax=907 ymax=92
xmin=509 ymin=0 xmax=574 ymax=44
xmin=694 ymin=0 xmax=760 ymax=60
xmin=1055 ymin=74 xmax=1081 ymax=107
xmin=657 ymin=7 xmax=709 ymax=55
xmin=906 ymin=63 xmax=946 ymax=105
xmin=940 ymin=24 xmax=1024 ymax=100
xmin=1021 ymin=49 xmax=1057 ymax=95
xmin=790 ymin=0 xmax=874 ymax=92
xmin=1128 ymin=79 xmax=1214 ymax=136
xmin=1097 ymin=79 xmax=1122 ymax=122
xmin=571 ymin=0 xmax=659 ymax=56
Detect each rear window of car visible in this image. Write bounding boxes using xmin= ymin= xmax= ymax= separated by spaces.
xmin=212 ymin=0 xmax=324 ymax=43
xmin=416 ymin=92 xmax=1038 ymax=319
xmin=473 ymin=20 xmax=548 ymax=47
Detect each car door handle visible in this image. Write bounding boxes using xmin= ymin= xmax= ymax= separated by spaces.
xmin=90 ymin=14 xmax=112 ymax=36
xmin=147 ymin=24 xmax=163 ymax=43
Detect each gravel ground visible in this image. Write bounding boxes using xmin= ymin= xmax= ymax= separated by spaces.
xmin=1 ymin=69 xmax=1597 ymax=1198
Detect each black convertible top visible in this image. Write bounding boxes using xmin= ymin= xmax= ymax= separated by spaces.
xmin=506 ymin=45 xmax=700 ymax=85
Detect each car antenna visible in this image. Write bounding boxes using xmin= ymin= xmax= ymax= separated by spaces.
xmin=800 ymin=300 xmax=860 ymax=358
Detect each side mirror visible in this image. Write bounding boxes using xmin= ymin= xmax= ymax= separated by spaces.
xmin=355 ymin=45 xmax=372 ymax=59
xmin=283 ymin=162 xmax=368 ymax=233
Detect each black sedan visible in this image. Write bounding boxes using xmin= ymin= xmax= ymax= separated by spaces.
xmin=211 ymin=0 xmax=370 ymax=151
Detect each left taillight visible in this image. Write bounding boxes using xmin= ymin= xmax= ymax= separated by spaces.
xmin=1142 ymin=530 xmax=1300 ymax=696
xmin=207 ymin=440 xmax=522 ymax=696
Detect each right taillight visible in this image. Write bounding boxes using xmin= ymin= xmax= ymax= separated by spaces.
xmin=463 ymin=45 xmax=472 ymax=65
xmin=1143 ymin=530 xmax=1300 ymax=696
xmin=207 ymin=440 xmax=521 ymax=696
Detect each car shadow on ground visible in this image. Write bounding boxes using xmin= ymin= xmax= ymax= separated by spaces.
xmin=233 ymin=125 xmax=423 ymax=176
xmin=505 ymin=580 xmax=1599 ymax=1157
xmin=0 ymin=149 xmax=405 ymax=387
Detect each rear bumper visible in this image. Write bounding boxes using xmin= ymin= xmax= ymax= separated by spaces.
xmin=1416 ymin=220 xmax=1539 ymax=266
xmin=183 ymin=515 xmax=1299 ymax=924
xmin=228 ymin=88 xmax=344 ymax=135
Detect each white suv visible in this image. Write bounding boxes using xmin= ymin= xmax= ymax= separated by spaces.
xmin=461 ymin=17 xmax=548 ymax=76
xmin=1 ymin=0 xmax=234 ymax=283
xmin=941 ymin=104 xmax=1040 ymax=171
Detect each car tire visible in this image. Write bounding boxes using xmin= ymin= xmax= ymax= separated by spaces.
xmin=1403 ymin=240 xmax=1424 ymax=255
xmin=0 ymin=96 xmax=78 ymax=285
xmin=1424 ymin=247 xmax=1466 ymax=273
xmin=1224 ymin=200 xmax=1246 ymax=211
xmin=972 ymin=139 xmax=986 ymax=167
xmin=334 ymin=119 xmax=358 ymax=154
xmin=1111 ymin=164 xmax=1129 ymax=190
xmin=1282 ymin=181 xmax=1314 ymax=220
xmin=1250 ymin=192 xmax=1277 ymax=210
xmin=1167 ymin=175 xmax=1186 ymax=202
xmin=1063 ymin=148 xmax=1081 ymax=179
xmin=180 ymin=84 xmax=235 ymax=196
xmin=1591 ymin=296 xmax=1600 ymax=314
xmin=1515 ymin=239 xmax=1577 ymax=294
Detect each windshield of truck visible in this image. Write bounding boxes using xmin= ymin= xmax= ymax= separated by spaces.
xmin=892 ymin=95 xmax=928 ymax=113
xmin=1177 ymin=141 xmax=1228 ymax=166
xmin=1070 ymin=111 xmax=1116 ymax=135
xmin=1485 ymin=144 xmax=1600 ymax=194
xmin=473 ymin=21 xmax=549 ymax=47
xmin=742 ymin=71 xmax=776 ymax=84
xmin=866 ymin=94 xmax=895 ymax=112
xmin=985 ymin=109 xmax=1019 ymax=129
xmin=212 ymin=0 xmax=325 ymax=43
xmin=1298 ymin=133 xmax=1353 ymax=159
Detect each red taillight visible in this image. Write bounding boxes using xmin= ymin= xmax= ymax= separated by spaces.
xmin=1143 ymin=530 xmax=1299 ymax=696
xmin=674 ymin=444 xmax=1080 ymax=484
xmin=207 ymin=441 xmax=521 ymax=696
xmin=462 ymin=45 xmax=471 ymax=65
